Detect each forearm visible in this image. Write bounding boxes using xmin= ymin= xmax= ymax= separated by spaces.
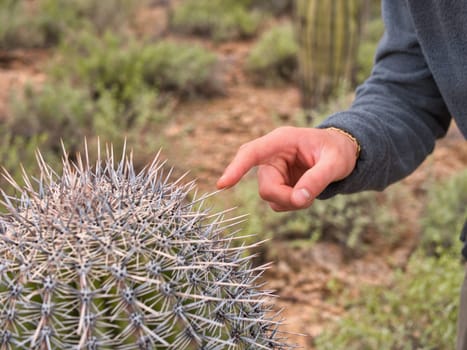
xmin=316 ymin=0 xmax=451 ymax=198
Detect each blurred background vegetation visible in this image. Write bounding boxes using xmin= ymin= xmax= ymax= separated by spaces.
xmin=0 ymin=0 xmax=465 ymax=349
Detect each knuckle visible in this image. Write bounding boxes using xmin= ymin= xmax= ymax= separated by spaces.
xmin=272 ymin=126 xmax=294 ymax=137
xmin=258 ymin=183 xmax=273 ymax=201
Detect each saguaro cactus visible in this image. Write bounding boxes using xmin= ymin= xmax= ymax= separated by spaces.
xmin=296 ymin=0 xmax=362 ymax=114
xmin=0 ymin=144 xmax=291 ymax=349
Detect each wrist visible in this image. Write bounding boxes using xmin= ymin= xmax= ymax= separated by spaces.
xmin=325 ymin=127 xmax=361 ymax=159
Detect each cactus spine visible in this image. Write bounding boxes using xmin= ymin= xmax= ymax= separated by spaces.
xmin=296 ymin=0 xmax=362 ymax=114
xmin=0 ymin=144 xmax=291 ymax=349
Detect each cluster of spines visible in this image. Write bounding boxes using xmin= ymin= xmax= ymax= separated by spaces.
xmin=0 ymin=144 xmax=292 ymax=349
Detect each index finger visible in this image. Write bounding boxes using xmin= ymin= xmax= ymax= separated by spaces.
xmin=216 ymin=128 xmax=293 ymax=189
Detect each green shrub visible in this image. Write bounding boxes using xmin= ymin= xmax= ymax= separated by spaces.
xmin=54 ymin=32 xmax=221 ymax=98
xmin=9 ymin=81 xmax=159 ymax=154
xmin=231 ymin=179 xmax=399 ymax=257
xmin=246 ymin=23 xmax=298 ymax=85
xmin=0 ymin=0 xmax=141 ymax=49
xmin=315 ymin=251 xmax=463 ymax=350
xmin=170 ymin=0 xmax=262 ymax=41
xmin=54 ymin=32 xmax=147 ymax=103
xmin=47 ymin=0 xmax=141 ymax=34
xmin=140 ymin=41 xmax=222 ymax=97
xmin=0 ymin=130 xmax=56 ymax=194
xmin=5 ymin=79 xmax=162 ymax=177
xmin=0 ymin=0 xmax=57 ymax=49
xmin=8 ymin=83 xmax=93 ymax=154
xmin=250 ymin=0 xmax=294 ymax=16
xmin=421 ymin=170 xmax=467 ymax=256
xmin=272 ymin=192 xmax=398 ymax=257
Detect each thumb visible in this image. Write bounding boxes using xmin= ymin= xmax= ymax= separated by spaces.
xmin=290 ymin=157 xmax=341 ymax=208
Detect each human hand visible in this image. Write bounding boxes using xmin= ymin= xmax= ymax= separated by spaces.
xmin=216 ymin=126 xmax=359 ymax=211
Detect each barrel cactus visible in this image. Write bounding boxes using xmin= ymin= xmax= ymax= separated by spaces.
xmin=0 ymin=144 xmax=291 ymax=349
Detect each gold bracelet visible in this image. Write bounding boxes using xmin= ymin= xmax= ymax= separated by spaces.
xmin=326 ymin=127 xmax=361 ymax=159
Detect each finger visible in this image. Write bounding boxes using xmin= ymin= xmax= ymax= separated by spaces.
xmin=268 ymin=202 xmax=294 ymax=212
xmin=290 ymin=156 xmax=341 ymax=208
xmin=257 ymin=165 xmax=293 ymax=208
xmin=217 ymin=128 xmax=294 ymax=189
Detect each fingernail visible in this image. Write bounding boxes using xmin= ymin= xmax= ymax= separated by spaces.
xmin=292 ymin=188 xmax=311 ymax=207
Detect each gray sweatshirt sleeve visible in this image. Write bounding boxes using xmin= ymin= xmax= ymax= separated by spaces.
xmin=317 ymin=0 xmax=451 ymax=199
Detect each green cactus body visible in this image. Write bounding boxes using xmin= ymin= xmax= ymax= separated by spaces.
xmin=0 ymin=145 xmax=291 ymax=349
xmin=296 ymin=0 xmax=361 ymax=111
